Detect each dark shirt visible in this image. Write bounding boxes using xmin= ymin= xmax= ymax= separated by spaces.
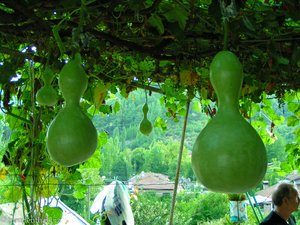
xmin=260 ymin=211 xmax=296 ymax=225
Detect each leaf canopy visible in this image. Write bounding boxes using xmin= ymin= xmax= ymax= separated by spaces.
xmin=0 ymin=0 xmax=299 ymax=102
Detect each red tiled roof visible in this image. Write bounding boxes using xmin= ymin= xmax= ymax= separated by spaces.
xmin=256 ymin=173 xmax=300 ymax=198
xmin=128 ymin=172 xmax=179 ymax=191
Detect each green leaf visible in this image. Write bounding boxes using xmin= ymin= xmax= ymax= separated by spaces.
xmin=242 ymin=16 xmax=256 ymax=32
xmin=0 ymin=3 xmax=14 ymax=13
xmin=99 ymin=105 xmax=112 ymax=114
xmin=286 ymin=143 xmax=299 ymax=154
xmin=280 ymin=160 xmax=294 ymax=173
xmin=193 ymin=101 xmax=201 ymax=113
xmin=93 ymin=81 xmax=107 ymax=108
xmin=80 ymin=148 xmax=101 ymax=169
xmin=43 ymin=206 xmax=63 ymax=225
xmin=148 ymin=14 xmax=164 ymax=34
xmin=273 ymin=115 xmax=284 ymax=126
xmin=113 ymin=101 xmax=121 ymax=113
xmin=287 ymin=115 xmax=300 ymax=127
xmin=287 ymin=101 xmax=300 ymax=114
xmin=291 ymin=47 xmax=300 ymax=67
xmin=154 ymin=116 xmax=168 ymax=131
xmin=294 ymin=127 xmax=300 ymax=137
xmin=98 ymin=131 xmax=108 ymax=147
xmin=163 ymin=4 xmax=189 ymax=30
xmin=2 ymin=187 xmax=22 ymax=202
xmin=200 ymin=87 xmax=208 ymax=100
xmin=139 ymin=60 xmax=155 ymax=72
xmin=276 ymin=56 xmax=289 ymax=65
xmin=159 ymin=60 xmax=174 ymax=67
xmin=73 ymin=188 xmax=86 ymax=199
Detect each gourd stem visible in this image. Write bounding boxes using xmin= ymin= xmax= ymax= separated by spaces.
xmin=29 ymin=60 xmax=39 ymax=222
xmin=52 ymin=25 xmax=66 ymax=58
xmin=223 ymin=18 xmax=229 ymax=50
xmin=249 ymin=99 xmax=252 ymax=124
xmin=72 ymin=0 xmax=86 ymax=54
xmin=169 ymin=98 xmax=190 ymax=225
xmin=144 ymin=89 xmax=148 ymax=104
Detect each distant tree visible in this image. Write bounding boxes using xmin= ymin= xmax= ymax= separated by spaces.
xmin=122 ymin=148 xmax=134 ymax=176
xmin=111 ymin=157 xmax=129 ymax=181
xmin=99 ymin=136 xmax=121 ymax=178
xmin=266 ymin=133 xmax=287 ymax=162
xmin=130 ymin=138 xmax=193 ymax=179
xmin=131 ymin=147 xmax=146 ymax=174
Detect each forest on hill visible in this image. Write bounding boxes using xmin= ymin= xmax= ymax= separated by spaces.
xmin=0 ymin=87 xmax=296 ymax=186
xmin=90 ymin=88 xmax=295 ymax=183
xmin=0 ymin=83 xmax=297 ymax=224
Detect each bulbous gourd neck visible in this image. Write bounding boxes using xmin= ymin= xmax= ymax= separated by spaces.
xmin=143 ymin=113 xmax=148 ymax=119
xmin=65 ymin=100 xmax=80 ymax=108
xmin=217 ymin=91 xmax=240 ymax=114
xmin=59 ymin=53 xmax=88 ymax=103
xmin=142 ymin=103 xmax=149 ymax=119
xmin=217 ymin=100 xmax=240 ymax=115
xmin=210 ymin=51 xmax=243 ymax=115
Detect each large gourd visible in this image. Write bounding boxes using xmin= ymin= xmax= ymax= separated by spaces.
xmin=192 ymin=51 xmax=267 ymax=193
xmin=46 ymin=53 xmax=98 ymax=167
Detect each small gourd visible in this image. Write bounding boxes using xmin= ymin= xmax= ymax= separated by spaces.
xmin=36 ymin=67 xmax=58 ymax=106
xmin=139 ymin=103 xmax=152 ymax=135
xmin=46 ymin=53 xmax=98 ymax=167
xmin=192 ymin=51 xmax=267 ymax=193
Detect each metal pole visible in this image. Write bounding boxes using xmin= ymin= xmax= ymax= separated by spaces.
xmin=169 ymin=99 xmax=190 ymax=225
xmin=246 ymin=192 xmax=261 ymax=224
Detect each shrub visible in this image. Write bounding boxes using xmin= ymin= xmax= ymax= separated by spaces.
xmin=184 ymin=192 xmax=228 ymax=224
xmin=132 ymin=191 xmax=229 ymax=225
xmin=131 ymin=192 xmax=170 ymax=225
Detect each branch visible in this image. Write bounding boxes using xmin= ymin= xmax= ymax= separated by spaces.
xmin=1 ymin=0 xmax=51 ymax=31
xmin=141 ymin=0 xmax=163 ymax=14
xmin=87 ymin=28 xmax=218 ymax=60
xmin=0 ymin=100 xmax=31 ymax=124
xmin=87 ymin=29 xmax=162 ymax=56
xmin=240 ymin=35 xmax=300 ymax=43
xmin=0 ymin=47 xmax=47 ymax=64
xmin=129 ymin=82 xmax=164 ymax=95
xmin=0 ymin=10 xmax=25 ymax=24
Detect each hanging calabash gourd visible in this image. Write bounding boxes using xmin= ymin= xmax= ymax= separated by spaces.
xmin=192 ymin=51 xmax=267 ymax=193
xmin=46 ymin=53 xmax=98 ymax=167
xmin=36 ymin=67 xmax=58 ymax=106
xmin=139 ymin=103 xmax=152 ymax=135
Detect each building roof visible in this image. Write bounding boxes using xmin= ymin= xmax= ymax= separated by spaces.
xmin=128 ymin=172 xmax=181 ymax=192
xmin=256 ymin=172 xmax=300 ymax=198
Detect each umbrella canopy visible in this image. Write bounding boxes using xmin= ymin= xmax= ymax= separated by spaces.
xmin=91 ymin=180 xmax=134 ymax=225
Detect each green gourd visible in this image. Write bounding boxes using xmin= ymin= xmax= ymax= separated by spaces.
xmin=139 ymin=103 xmax=152 ymax=135
xmin=36 ymin=67 xmax=57 ymax=106
xmin=192 ymin=51 xmax=267 ymax=193
xmin=46 ymin=53 xmax=98 ymax=167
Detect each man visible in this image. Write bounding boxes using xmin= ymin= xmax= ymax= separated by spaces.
xmin=260 ymin=182 xmax=300 ymax=225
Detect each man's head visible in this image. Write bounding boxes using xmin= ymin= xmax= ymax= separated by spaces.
xmin=272 ymin=182 xmax=300 ymax=213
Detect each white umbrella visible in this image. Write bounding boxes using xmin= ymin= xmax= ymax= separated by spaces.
xmin=91 ymin=180 xmax=134 ymax=225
